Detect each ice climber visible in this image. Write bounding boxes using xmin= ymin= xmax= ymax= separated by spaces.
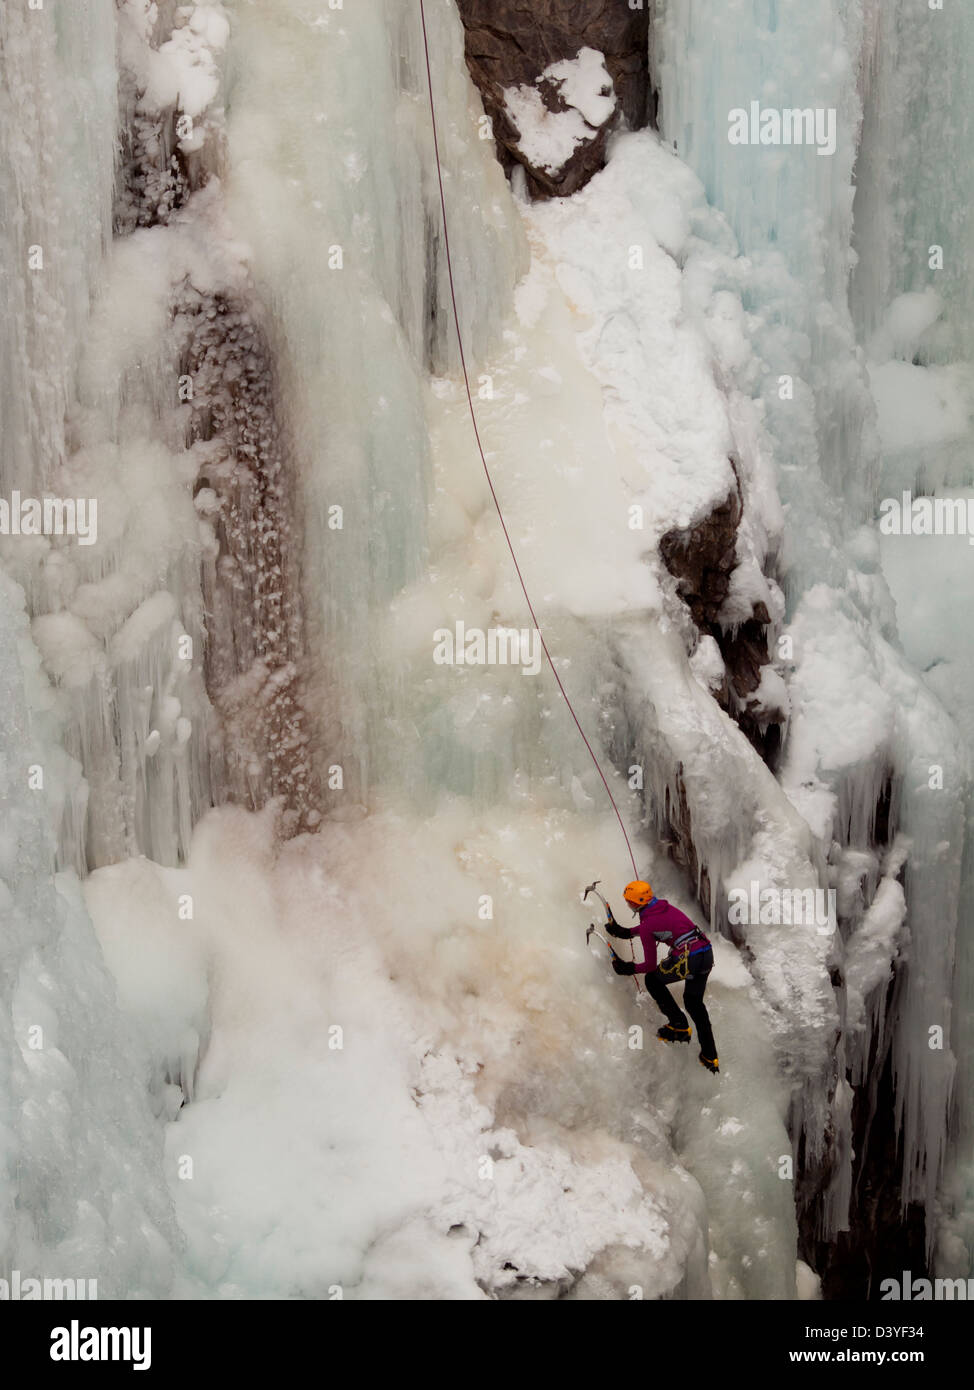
xmin=607 ymin=880 xmax=719 ymax=1074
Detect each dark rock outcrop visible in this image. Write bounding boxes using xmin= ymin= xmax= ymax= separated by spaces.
xmin=659 ymin=485 xmax=742 ymax=630
xmin=656 ymin=767 xmax=713 ymax=920
xmin=799 ymin=970 xmax=927 ymax=1299
xmin=454 ymin=0 xmax=655 ymax=197
xmin=114 ymin=84 xmax=223 ymax=234
xmin=176 ymin=288 xmax=321 ymax=837
xmin=660 ymin=467 xmax=784 ymax=764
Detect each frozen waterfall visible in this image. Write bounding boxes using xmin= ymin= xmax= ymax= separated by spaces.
xmin=1 ymin=0 xmax=971 ymax=1309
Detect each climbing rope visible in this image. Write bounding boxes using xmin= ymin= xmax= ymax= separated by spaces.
xmin=418 ymin=0 xmax=639 ymax=880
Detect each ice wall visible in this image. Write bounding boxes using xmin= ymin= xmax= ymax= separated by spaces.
xmin=651 ymin=0 xmax=969 ymax=1252
xmin=1 ymin=2 xmax=226 ymax=872
xmin=3 ymin=0 xmax=332 ymax=874
xmin=220 ymin=0 xmax=530 ymax=811
xmin=0 ymin=566 xmax=179 ymax=1296
xmin=0 ymin=0 xmax=116 ymax=501
xmin=851 ymin=0 xmax=974 ymax=355
xmin=7 ymin=0 xmax=963 ymax=1298
xmin=850 ymin=1 xmax=974 ymax=1273
xmin=89 ymin=0 xmax=816 ymax=1295
xmin=0 ymin=0 xmax=187 ymax=1295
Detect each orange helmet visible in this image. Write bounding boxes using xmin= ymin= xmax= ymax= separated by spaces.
xmin=623 ymin=880 xmax=653 ymax=908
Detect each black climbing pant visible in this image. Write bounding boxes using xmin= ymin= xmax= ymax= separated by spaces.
xmin=646 ymin=947 xmax=717 ymax=1059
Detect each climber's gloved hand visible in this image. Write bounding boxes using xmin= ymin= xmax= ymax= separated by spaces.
xmin=612 ymin=958 xmax=636 ymax=976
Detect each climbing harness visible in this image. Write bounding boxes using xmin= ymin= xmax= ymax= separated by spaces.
xmin=659 ymin=925 xmax=708 ymax=979
xmin=419 ymin=0 xmax=639 ymax=881
xmin=658 ymin=948 xmax=690 ymax=982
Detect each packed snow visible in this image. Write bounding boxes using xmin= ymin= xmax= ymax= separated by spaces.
xmin=502 ymin=48 xmax=616 ymax=176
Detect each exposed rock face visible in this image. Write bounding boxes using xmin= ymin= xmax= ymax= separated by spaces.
xmin=660 ymin=470 xmax=784 ymax=764
xmin=114 ymin=103 xmax=191 ymax=233
xmin=110 ymin=8 xmax=319 ymax=842
xmin=796 ymin=791 xmax=928 ymax=1298
xmin=114 ymin=54 xmax=224 ymax=235
xmin=454 ymin=0 xmax=654 ymax=197
xmin=799 ymin=985 xmax=927 ymax=1299
xmin=176 ymin=287 xmax=321 ymax=838
xmin=655 ymin=768 xmax=714 ymax=921
xmin=659 ymin=486 xmax=742 ymax=631
xmin=651 ymin=471 xmax=786 ymax=910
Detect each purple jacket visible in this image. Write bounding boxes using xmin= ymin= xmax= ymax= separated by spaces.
xmin=611 ymin=897 xmax=710 ymax=974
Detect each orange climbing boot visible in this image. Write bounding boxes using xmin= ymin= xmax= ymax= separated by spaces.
xmin=657 ymin=1024 xmax=692 ymax=1044
xmin=699 ymin=1053 xmax=720 ymax=1074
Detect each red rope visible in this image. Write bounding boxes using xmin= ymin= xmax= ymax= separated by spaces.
xmin=418 ymin=0 xmax=639 ymax=880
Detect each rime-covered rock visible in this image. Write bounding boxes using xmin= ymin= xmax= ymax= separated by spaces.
xmin=454 ymin=0 xmax=654 ymax=196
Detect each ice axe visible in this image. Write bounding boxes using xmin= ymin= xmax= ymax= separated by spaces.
xmin=586 ymin=922 xmax=616 ymax=957
xmin=582 ymin=880 xmax=644 ymax=994
xmin=583 ymin=879 xmax=627 ymax=935
xmin=583 ymin=879 xmax=613 ymax=920
xmin=583 ymin=880 xmax=615 ymax=956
